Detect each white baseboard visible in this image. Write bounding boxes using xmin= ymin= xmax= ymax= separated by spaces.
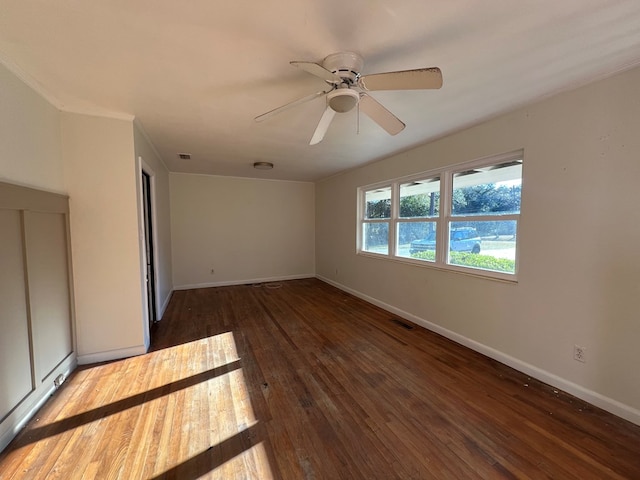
xmin=316 ymin=275 xmax=640 ymax=427
xmin=158 ymin=290 xmax=173 ymax=319
xmin=77 ymin=344 xmax=147 ymax=365
xmin=174 ymin=273 xmax=315 ymax=291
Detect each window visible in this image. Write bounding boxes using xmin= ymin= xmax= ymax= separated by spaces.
xmin=397 ymin=176 xmax=440 ymax=261
xmin=448 ymin=160 xmax=521 ymax=273
xmin=362 ymin=186 xmax=391 ymax=255
xmin=358 ymin=151 xmax=523 ymax=280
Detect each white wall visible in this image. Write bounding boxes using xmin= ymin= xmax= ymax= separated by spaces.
xmin=171 ymin=174 xmax=315 ymax=288
xmin=316 ymin=66 xmax=640 ymax=424
xmin=1 ymin=60 xmax=169 ymax=365
xmin=134 ymin=122 xmax=173 ymax=318
xmin=0 ymin=63 xmax=77 ymax=452
xmin=61 ymin=113 xmax=147 ymax=363
xmin=0 ymin=62 xmax=64 ymax=193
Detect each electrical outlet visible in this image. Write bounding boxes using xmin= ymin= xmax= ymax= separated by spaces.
xmin=54 ymin=373 xmax=65 ymax=388
xmin=574 ymin=344 xmax=586 ymax=363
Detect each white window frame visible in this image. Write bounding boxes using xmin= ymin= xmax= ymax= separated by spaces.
xmin=358 ymin=183 xmax=394 ymax=255
xmin=395 ymin=174 xmax=442 ymax=262
xmin=357 ymin=150 xmax=523 ymax=282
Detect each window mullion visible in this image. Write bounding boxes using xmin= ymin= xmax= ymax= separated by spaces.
xmin=390 ymin=182 xmax=399 ymax=257
xmin=451 ymin=213 xmax=520 ymax=222
xmin=438 ymin=170 xmax=452 ymax=264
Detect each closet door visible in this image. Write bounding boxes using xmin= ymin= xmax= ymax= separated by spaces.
xmin=0 ymin=210 xmax=33 ymax=421
xmin=0 ymin=182 xmax=75 ymax=452
xmin=24 ymin=211 xmax=73 ymax=383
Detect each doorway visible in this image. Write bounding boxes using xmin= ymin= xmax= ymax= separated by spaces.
xmin=141 ymin=170 xmax=157 ymax=328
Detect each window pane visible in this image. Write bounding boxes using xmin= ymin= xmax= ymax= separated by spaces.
xmin=397 ymin=222 xmax=436 ymax=261
xmin=363 ymin=222 xmax=389 ymax=254
xmin=447 ymin=220 xmax=517 ymax=274
xmin=365 ymin=187 xmax=391 ymax=219
xmin=452 ymin=160 xmax=522 ymax=216
xmin=399 ymin=177 xmax=440 ymax=218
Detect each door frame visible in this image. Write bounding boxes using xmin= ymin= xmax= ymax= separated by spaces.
xmin=136 ymin=156 xmax=160 ymax=349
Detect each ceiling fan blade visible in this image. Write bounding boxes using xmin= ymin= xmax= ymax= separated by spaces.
xmin=291 ymin=61 xmax=341 ymax=84
xmin=358 ymin=67 xmax=443 ymax=91
xmin=310 ymin=106 xmax=336 ymax=145
xmin=255 ymin=90 xmax=328 ymax=122
xmin=359 ymin=94 xmax=405 ymax=135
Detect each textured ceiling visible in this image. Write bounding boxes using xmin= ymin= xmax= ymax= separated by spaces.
xmin=1 ymin=1 xmax=640 ymax=181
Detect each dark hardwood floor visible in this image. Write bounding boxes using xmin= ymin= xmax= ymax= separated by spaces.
xmin=1 ymin=278 xmax=639 ymax=479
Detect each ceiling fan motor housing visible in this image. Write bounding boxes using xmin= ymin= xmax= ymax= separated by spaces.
xmin=323 ymin=52 xmax=364 ymax=113
xmin=323 ymin=52 xmax=364 ymax=84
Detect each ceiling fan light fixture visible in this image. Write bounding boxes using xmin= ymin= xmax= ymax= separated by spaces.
xmin=253 ymin=161 xmax=274 ymax=170
xmin=327 ymin=89 xmax=360 ymax=113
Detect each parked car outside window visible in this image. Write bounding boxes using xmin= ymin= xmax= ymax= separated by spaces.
xmin=410 ymin=227 xmax=481 ymax=254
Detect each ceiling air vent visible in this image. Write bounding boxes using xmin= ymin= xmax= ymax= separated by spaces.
xmin=177 ymin=153 xmax=191 ymax=160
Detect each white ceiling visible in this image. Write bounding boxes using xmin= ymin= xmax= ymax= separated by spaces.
xmin=2 ymin=1 xmax=640 ymax=182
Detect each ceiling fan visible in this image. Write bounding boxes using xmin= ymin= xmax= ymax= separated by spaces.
xmin=255 ymin=52 xmax=443 ymax=145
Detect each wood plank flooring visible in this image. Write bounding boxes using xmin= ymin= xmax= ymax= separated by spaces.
xmin=1 ymin=278 xmax=639 ymax=479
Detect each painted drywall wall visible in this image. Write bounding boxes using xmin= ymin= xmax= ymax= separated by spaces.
xmin=0 ymin=65 xmax=78 ymax=451
xmin=61 ymin=113 xmax=146 ymax=363
xmin=316 ymin=66 xmax=640 ymax=424
xmin=171 ymin=174 xmax=315 ymax=288
xmin=133 ymin=123 xmax=173 ymax=318
xmin=0 ymin=62 xmax=64 ymax=193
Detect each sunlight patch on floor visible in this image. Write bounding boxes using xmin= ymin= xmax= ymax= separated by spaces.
xmin=2 ymin=331 xmax=274 ymax=479
xmin=152 ymin=332 xmax=274 ymax=479
xmin=209 ymin=441 xmax=274 ymax=480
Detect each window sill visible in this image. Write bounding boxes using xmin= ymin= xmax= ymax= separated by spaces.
xmin=356 ymin=250 xmax=519 ymax=284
